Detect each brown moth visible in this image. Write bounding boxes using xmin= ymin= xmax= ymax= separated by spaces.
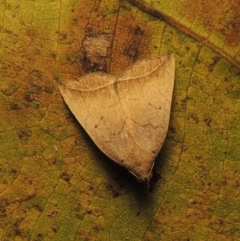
xmin=60 ymin=55 xmax=175 ymax=182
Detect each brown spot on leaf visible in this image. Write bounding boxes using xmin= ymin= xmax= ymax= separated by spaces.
xmin=17 ymin=129 xmax=32 ymax=141
xmin=82 ymin=33 xmax=112 ymax=73
xmin=59 ymin=33 xmax=67 ymax=42
xmin=0 ymin=205 xmax=6 ymax=217
xmin=10 ymin=168 xmax=18 ymax=174
xmin=24 ymin=93 xmax=34 ymax=102
xmin=93 ymin=224 xmax=101 ymax=231
xmin=176 ymin=98 xmax=187 ymax=110
xmin=37 ymin=233 xmax=43 ymax=238
xmin=134 ymin=26 xmax=144 ymax=35
xmin=14 ymin=227 xmax=22 ymax=236
xmin=51 ymin=226 xmax=58 ymax=233
xmin=10 ymin=99 xmax=23 ymax=110
xmin=125 ymin=26 xmax=144 ymax=60
xmin=203 ymin=117 xmax=212 ymax=127
xmin=187 ymin=112 xmax=199 ymax=123
xmin=86 ymin=209 xmax=92 ymax=214
xmin=34 ymin=204 xmax=43 ymax=212
xmin=105 ymin=182 xmax=120 ymax=198
xmin=209 ymin=56 xmax=221 ymax=72
xmin=60 ymin=171 xmax=72 ymax=183
xmin=89 ymin=185 xmax=94 ymax=191
xmin=195 ymin=155 xmax=202 ymax=160
xmin=47 ymin=209 xmax=58 ymax=218
xmin=44 ymin=83 xmax=54 ymax=94
xmin=27 ymin=71 xmax=43 ymax=94
xmin=169 ymin=126 xmax=176 ymax=133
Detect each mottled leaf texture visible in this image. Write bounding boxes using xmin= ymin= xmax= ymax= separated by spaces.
xmin=1 ymin=0 xmax=240 ymax=240
xmin=60 ymin=55 xmax=175 ymax=181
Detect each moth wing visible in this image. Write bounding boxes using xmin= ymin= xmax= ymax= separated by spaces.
xmin=59 ymin=74 xmax=133 ymax=165
xmin=116 ymin=55 xmax=175 ymax=180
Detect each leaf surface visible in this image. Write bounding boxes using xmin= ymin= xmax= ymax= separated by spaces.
xmin=0 ymin=0 xmax=239 ymax=240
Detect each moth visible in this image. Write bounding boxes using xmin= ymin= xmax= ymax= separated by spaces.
xmin=60 ymin=55 xmax=175 ymax=182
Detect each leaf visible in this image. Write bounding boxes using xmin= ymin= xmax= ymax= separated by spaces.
xmin=0 ymin=0 xmax=239 ymax=240
xmin=60 ymin=55 xmax=175 ymax=182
